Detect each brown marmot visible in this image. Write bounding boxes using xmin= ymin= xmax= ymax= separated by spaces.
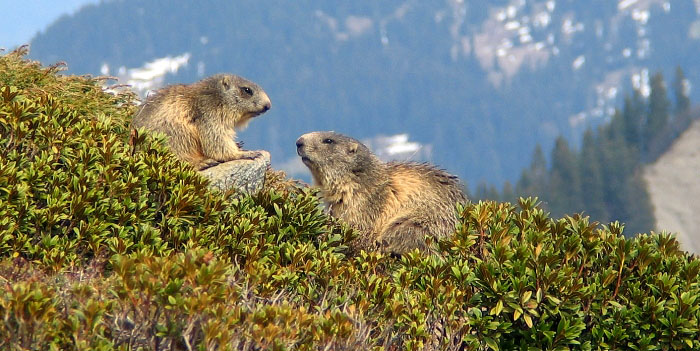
xmin=296 ymin=131 xmax=467 ymax=254
xmin=132 ymin=74 xmax=271 ymax=170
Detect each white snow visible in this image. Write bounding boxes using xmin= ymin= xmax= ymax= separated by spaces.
xmin=631 ymin=9 xmax=650 ymax=24
xmin=618 ymin=0 xmax=639 ymax=11
xmin=506 ymin=6 xmax=517 ymax=19
xmin=546 ymin=0 xmax=555 ymax=12
xmin=504 ymin=21 xmax=520 ymax=30
xmin=631 ymin=68 xmax=650 ymax=97
xmin=385 ymin=142 xmax=421 ymax=155
xmin=128 ymin=53 xmax=190 ymax=81
xmin=362 ymin=134 xmax=430 ymax=161
xmin=102 ymin=53 xmax=191 ymax=97
xmin=519 ymin=34 xmax=533 ymax=44
xmin=572 ymin=55 xmax=585 ymax=70
xmin=562 ymin=18 xmax=584 ymax=36
xmin=496 ymin=10 xmax=507 ymax=22
xmin=533 ymin=11 xmax=551 ymax=28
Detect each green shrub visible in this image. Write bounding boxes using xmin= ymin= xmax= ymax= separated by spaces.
xmin=1 ymin=48 xmax=698 ymax=350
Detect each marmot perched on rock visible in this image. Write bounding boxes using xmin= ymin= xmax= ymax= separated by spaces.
xmin=132 ymin=74 xmax=271 ymax=170
xmin=296 ymin=131 xmax=467 ymax=254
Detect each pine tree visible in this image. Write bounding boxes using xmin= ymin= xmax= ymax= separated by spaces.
xmin=644 ymin=72 xmax=670 ymax=155
xmin=621 ymin=173 xmax=656 ymax=235
xmin=673 ymin=66 xmax=691 ymax=115
xmin=597 ymin=128 xmax=642 ymax=233
xmin=501 ymin=181 xmax=515 ymax=203
xmin=607 ymin=108 xmax=625 ymax=141
xmin=579 ymin=129 xmax=608 ymax=223
xmin=516 ymin=144 xmax=548 ymax=200
xmin=475 ymin=182 xmax=500 ymax=201
xmin=621 ymin=91 xmax=645 ymax=148
xmin=548 ymin=137 xmax=581 ymax=218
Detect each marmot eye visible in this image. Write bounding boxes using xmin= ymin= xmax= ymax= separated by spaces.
xmin=322 ymin=138 xmax=334 ymax=144
xmin=241 ymin=86 xmax=254 ymax=96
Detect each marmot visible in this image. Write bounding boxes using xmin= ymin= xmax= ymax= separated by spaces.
xmin=132 ymin=74 xmax=271 ymax=170
xmin=296 ymin=131 xmax=467 ymax=254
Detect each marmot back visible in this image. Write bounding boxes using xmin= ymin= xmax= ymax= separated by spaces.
xmin=296 ymin=131 xmax=467 ymax=254
xmin=132 ymin=74 xmax=271 ymax=170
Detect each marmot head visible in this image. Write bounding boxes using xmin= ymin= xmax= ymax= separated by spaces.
xmin=296 ymin=131 xmax=380 ymax=186
xmin=200 ymin=74 xmax=271 ymax=128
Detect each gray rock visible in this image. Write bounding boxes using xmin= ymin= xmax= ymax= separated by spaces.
xmin=199 ymin=151 xmax=270 ymax=195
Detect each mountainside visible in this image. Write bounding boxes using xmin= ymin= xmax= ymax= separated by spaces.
xmin=27 ymin=0 xmax=700 ymax=187
xmin=644 ymin=116 xmax=700 ymax=254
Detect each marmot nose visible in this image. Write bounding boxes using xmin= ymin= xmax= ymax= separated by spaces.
xmin=260 ymin=93 xmax=271 ymax=112
xmin=295 ymin=138 xmax=304 ymax=149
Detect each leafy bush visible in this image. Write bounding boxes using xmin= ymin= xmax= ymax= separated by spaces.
xmin=1 ymin=49 xmax=699 ymax=350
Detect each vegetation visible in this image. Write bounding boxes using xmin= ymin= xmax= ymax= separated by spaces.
xmin=2 ymin=50 xmax=700 ymax=350
xmin=479 ymin=68 xmax=697 ymax=236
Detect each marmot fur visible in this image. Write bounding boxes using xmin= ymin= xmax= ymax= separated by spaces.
xmin=132 ymin=74 xmax=271 ymax=170
xmin=296 ymin=131 xmax=467 ymax=254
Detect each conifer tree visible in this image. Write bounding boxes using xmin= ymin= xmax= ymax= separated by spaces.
xmin=621 ymin=173 xmax=656 ymax=235
xmin=515 ymin=144 xmax=548 ymax=199
xmin=673 ymin=66 xmax=691 ymax=115
xmin=579 ymin=129 xmax=607 ymax=223
xmin=621 ymin=91 xmax=645 ymax=148
xmin=644 ymin=72 xmax=670 ymax=154
xmin=475 ymin=182 xmax=500 ymax=201
xmin=501 ymin=181 xmax=515 ymax=203
xmin=596 ymin=128 xmax=641 ymax=234
xmin=548 ymin=137 xmax=581 ymax=217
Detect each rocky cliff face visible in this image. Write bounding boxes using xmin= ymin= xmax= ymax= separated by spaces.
xmin=644 ymin=117 xmax=700 ymax=254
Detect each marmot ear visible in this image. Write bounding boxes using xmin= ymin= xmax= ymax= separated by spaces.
xmin=221 ymin=76 xmax=231 ymax=89
xmin=347 ymin=142 xmax=358 ymax=154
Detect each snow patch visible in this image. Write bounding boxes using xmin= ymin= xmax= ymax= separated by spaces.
xmin=363 ymin=134 xmax=432 ymax=162
xmin=346 ymin=16 xmax=373 ymax=37
xmin=618 ymin=0 xmax=639 ymax=11
xmin=504 ymin=21 xmax=520 ymax=30
xmin=102 ymin=53 xmax=191 ymax=97
xmin=546 ymin=0 xmax=555 ymax=12
xmin=631 ymin=9 xmax=649 ymax=24
xmin=561 ymin=17 xmax=584 ymax=36
xmin=632 ymin=68 xmax=651 ymax=97
xmin=533 ymin=11 xmax=551 ymax=28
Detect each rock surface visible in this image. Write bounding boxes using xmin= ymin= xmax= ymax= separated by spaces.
xmin=643 ymin=119 xmax=700 ymax=254
xmin=199 ymin=151 xmax=270 ymax=195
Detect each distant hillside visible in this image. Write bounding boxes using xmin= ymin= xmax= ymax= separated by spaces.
xmin=644 ymin=116 xmax=700 ymax=254
xmin=27 ymin=0 xmax=700 ymax=187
